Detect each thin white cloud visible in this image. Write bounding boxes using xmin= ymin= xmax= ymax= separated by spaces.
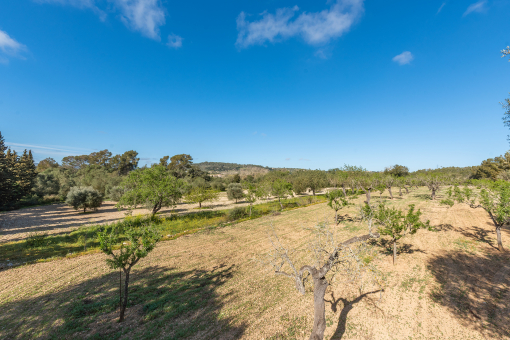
xmin=392 ymin=51 xmax=414 ymax=65
xmin=112 ymin=0 xmax=166 ymax=40
xmin=34 ymin=0 xmax=166 ymax=40
xmin=437 ymin=2 xmax=446 ymax=14
xmin=463 ymin=1 xmax=487 ymax=16
xmin=0 ymin=30 xmax=27 ymax=64
xmin=167 ymin=33 xmax=182 ymax=48
xmin=6 ymin=142 xmax=95 ymax=153
xmin=236 ymin=0 xmax=364 ymax=49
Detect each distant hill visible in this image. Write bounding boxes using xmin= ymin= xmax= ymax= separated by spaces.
xmin=196 ymin=162 xmax=303 ymax=177
xmin=196 ymin=162 xmax=269 ymax=173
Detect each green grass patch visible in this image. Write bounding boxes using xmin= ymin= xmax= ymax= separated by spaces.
xmin=0 ymin=195 xmax=329 ymax=266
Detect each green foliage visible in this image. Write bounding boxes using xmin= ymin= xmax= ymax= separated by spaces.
xmin=227 ymin=183 xmax=244 ymax=203
xmin=65 ymin=186 xmax=103 ymax=213
xmin=25 ymin=232 xmax=48 ymax=248
xmin=117 ymin=165 xmax=188 ymax=215
xmin=185 ymin=187 xmax=220 ymax=208
xmin=375 ymin=202 xmax=429 ymax=263
xmin=97 ymin=226 xmax=161 ymax=271
xmin=36 ymin=157 xmax=59 ymax=172
xmin=472 ymin=151 xmax=510 ymax=180
xmin=34 ymin=170 xmax=60 ymax=197
xmin=97 ymin=224 xmax=161 ymax=321
xmin=107 ymin=185 xmax=126 ymax=201
xmin=326 ymin=189 xmax=349 ymax=224
xmin=228 ymin=206 xmax=248 ymax=220
xmin=270 ymin=178 xmax=293 ymax=207
xmin=384 ymin=164 xmax=410 ymax=177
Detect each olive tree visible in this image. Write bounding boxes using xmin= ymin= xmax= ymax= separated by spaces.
xmin=97 ymin=225 xmax=161 ymax=322
xmin=65 ymin=186 xmax=103 ymax=213
xmin=117 ymin=165 xmax=187 ymax=216
xmin=303 ymin=170 xmax=329 ymax=196
xmin=227 ymin=183 xmax=244 ymax=203
xmin=422 ymin=174 xmax=446 ymax=200
xmin=263 ymin=223 xmax=381 ymax=340
xmin=442 ymin=181 xmax=510 ymax=251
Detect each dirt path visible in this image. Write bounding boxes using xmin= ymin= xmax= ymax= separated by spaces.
xmin=0 ymin=191 xmax=324 ymax=244
xmin=1 ymin=188 xmax=509 ymax=339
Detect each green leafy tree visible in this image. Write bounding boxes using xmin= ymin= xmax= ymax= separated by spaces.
xmin=422 ymin=174 xmax=448 ymax=200
xmin=271 ymin=178 xmax=292 ymax=210
xmin=110 ymin=150 xmax=140 ymax=175
xmin=0 ymin=132 xmax=17 ymax=208
xmin=244 ymin=184 xmax=257 ymax=216
xmin=303 ymin=170 xmax=328 ymax=196
xmin=185 ymin=187 xmax=219 ymax=208
xmin=117 ymin=165 xmax=187 ymax=216
xmin=255 ymin=182 xmax=271 ymax=201
xmin=66 ymin=186 xmax=103 ymax=213
xmin=442 ymin=181 xmax=510 ymax=251
xmin=355 ymin=172 xmax=378 ymax=204
xmin=167 ymin=154 xmax=193 ymax=178
xmin=326 ymin=189 xmax=349 ymax=224
xmin=97 ymin=225 xmax=161 ymax=322
xmin=375 ymin=181 xmax=386 ymax=199
xmin=384 ymin=164 xmax=409 ymax=177
xmin=34 ymin=170 xmax=60 ymax=197
xmin=36 ymin=157 xmax=59 ymax=172
xmin=227 ymin=183 xmax=244 ymax=203
xmin=375 ymin=203 xmax=429 ymax=264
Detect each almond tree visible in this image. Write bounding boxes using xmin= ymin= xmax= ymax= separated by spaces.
xmin=384 ymin=176 xmax=395 ymax=199
xmin=271 ymin=178 xmax=292 ymax=210
xmin=264 ymin=223 xmax=381 ymax=340
xmin=422 ymin=174 xmax=446 ymax=200
xmin=442 ymin=180 xmax=510 ymax=251
xmin=117 ymin=165 xmax=188 ymax=216
xmin=375 ymin=202 xmax=430 ymax=264
xmin=98 ymin=225 xmax=161 ymax=322
xmin=355 ymin=172 xmax=378 ymax=204
xmin=185 ymin=187 xmax=219 ymax=208
xmin=244 ymin=183 xmax=257 ymax=217
xmin=326 ymin=189 xmax=349 ymax=224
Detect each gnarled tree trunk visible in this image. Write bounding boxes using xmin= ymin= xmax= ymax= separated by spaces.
xmin=388 ymin=187 xmax=394 ymax=199
xmin=310 ymin=274 xmax=328 ymax=340
xmin=496 ymin=225 xmax=504 ymax=251
xmin=398 ymin=187 xmax=402 ymax=197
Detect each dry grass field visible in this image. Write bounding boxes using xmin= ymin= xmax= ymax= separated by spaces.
xmin=1 ymin=187 xmax=510 ymax=339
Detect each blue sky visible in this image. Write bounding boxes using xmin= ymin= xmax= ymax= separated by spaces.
xmin=1 ymin=0 xmax=509 ymax=171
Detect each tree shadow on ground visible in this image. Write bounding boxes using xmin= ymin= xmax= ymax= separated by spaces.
xmin=427 ymin=250 xmax=510 ymax=338
xmin=369 ymin=238 xmax=426 ymax=255
xmin=327 ymin=290 xmax=382 ymax=339
xmin=0 ymin=264 xmax=245 ymax=340
xmin=337 ymin=214 xmax=356 ymax=223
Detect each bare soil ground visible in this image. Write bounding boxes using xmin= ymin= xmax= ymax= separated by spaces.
xmin=1 ymin=187 xmax=510 ymax=339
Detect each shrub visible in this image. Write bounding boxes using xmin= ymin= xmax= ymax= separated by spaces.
xmin=229 ymin=207 xmax=247 ymax=220
xmin=66 ymin=186 xmax=103 ymax=213
xmin=25 ymin=232 xmax=47 ymax=248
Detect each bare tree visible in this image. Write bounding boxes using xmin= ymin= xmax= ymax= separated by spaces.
xmin=262 ymin=223 xmax=381 ymax=340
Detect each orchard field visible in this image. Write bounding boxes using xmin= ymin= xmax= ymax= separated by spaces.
xmin=1 ymin=187 xmax=509 ymax=340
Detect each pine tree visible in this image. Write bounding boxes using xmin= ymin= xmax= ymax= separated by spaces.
xmin=0 ymin=132 xmax=15 ymax=208
xmin=18 ymin=150 xmax=37 ymax=196
xmin=5 ymin=148 xmax=22 ymax=204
